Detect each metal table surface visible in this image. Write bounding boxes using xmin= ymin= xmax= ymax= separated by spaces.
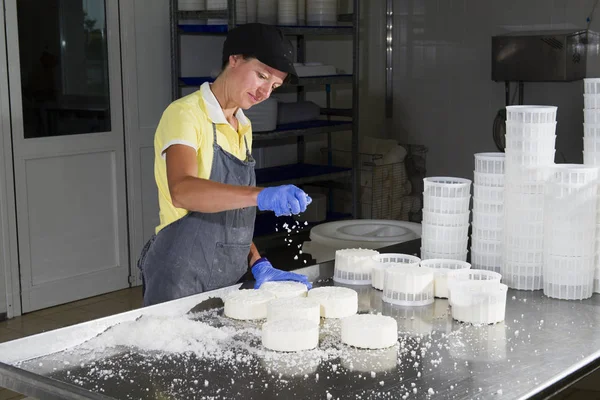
xmin=1 ymin=239 xmax=600 ymax=400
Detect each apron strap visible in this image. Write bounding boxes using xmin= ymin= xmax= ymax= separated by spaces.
xmin=212 ymin=122 xmax=253 ymax=161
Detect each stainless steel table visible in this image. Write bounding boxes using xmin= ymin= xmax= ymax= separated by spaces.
xmin=1 ymin=239 xmax=599 ymax=400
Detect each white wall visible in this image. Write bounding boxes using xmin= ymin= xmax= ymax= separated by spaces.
xmin=391 ymin=0 xmax=600 ymax=180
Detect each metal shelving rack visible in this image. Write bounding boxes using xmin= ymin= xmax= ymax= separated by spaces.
xmin=169 ymin=0 xmax=361 ymax=236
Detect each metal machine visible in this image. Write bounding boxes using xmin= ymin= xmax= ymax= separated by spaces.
xmin=492 ymin=29 xmax=600 ymax=82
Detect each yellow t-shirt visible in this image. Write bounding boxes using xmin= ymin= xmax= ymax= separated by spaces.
xmin=154 ymin=82 xmax=253 ymax=233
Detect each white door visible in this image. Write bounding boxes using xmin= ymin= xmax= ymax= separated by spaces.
xmin=120 ymin=0 xmax=171 ymax=286
xmin=4 ymin=0 xmax=130 ymax=312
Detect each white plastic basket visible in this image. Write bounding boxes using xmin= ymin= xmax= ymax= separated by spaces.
xmin=585 ymin=109 xmax=600 ymax=124
xmin=472 ymin=212 xmax=503 ymax=230
xmin=423 ymin=177 xmax=472 ymax=198
xmin=543 ymin=255 xmax=595 ymax=300
xmin=505 ymin=121 xmax=557 ymax=137
xmin=504 ymin=164 xmax=551 ymax=184
xmin=371 ymin=253 xmax=421 ymax=290
xmin=473 ymin=171 xmax=505 ymax=187
xmin=506 ymin=106 xmax=557 ymax=123
xmin=584 ymin=123 xmax=600 ymax=139
xmin=503 ymin=220 xmax=544 ymax=236
xmin=419 ymin=259 xmax=472 ymax=298
xmin=421 ymin=238 xmax=469 ymax=254
xmin=474 ymin=153 xmax=505 ymax=174
xmin=504 ymin=234 xmax=543 ymax=250
xmin=505 ymin=134 xmax=556 ymax=153
xmin=584 ymin=150 xmax=600 ymax=165
xmin=472 ymin=199 xmax=504 ymax=214
xmin=502 ymin=261 xmax=543 ymax=290
xmin=382 ymin=266 xmax=435 ymax=306
xmin=422 ymin=210 xmax=470 ymax=227
xmin=585 ymin=78 xmax=600 ymax=94
xmin=422 ymin=194 xmax=471 ymax=214
xmin=420 ymin=247 xmax=467 ymax=261
xmin=505 ymin=150 xmax=556 ymax=167
xmin=447 ymin=269 xmax=502 ymax=305
xmin=503 ymin=248 xmax=543 ymax=264
xmin=547 ymin=164 xmax=599 ymax=186
xmin=585 ymin=94 xmax=600 ymax=109
xmin=451 ymin=282 xmax=507 ymax=325
xmin=473 ymin=185 xmax=504 ymax=203
xmin=471 ymin=224 xmax=503 ymax=241
xmin=505 ymin=181 xmax=545 ymax=195
xmin=470 ymin=251 xmax=502 ymax=273
xmin=471 ymin=238 xmax=503 ymax=254
xmin=422 ymin=223 xmax=469 ymax=242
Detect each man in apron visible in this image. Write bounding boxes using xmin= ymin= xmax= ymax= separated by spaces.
xmin=139 ymin=23 xmax=312 ymax=307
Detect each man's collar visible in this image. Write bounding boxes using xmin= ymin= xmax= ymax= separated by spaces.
xmin=200 ymin=82 xmax=250 ymax=126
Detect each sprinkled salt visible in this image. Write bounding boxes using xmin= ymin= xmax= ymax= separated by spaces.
xmin=294 ymin=255 xmax=298 ymax=260
xmin=379 ymin=381 xmax=384 ymax=386
xmin=326 ymin=392 xmax=332 ymax=400
xmin=371 ymin=371 xmax=376 ymax=378
xmin=204 ymin=380 xmax=209 ymax=387
xmin=428 ymin=388 xmax=435 ymax=395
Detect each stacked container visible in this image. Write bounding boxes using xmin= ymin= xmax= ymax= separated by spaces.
xmin=471 ymin=153 xmax=505 ymax=273
xmin=543 ymin=165 xmax=599 ymax=300
xmin=421 ymin=177 xmax=471 ymax=261
xmin=582 ymin=78 xmax=600 ymax=293
xmin=503 ymin=106 xmax=557 ymax=290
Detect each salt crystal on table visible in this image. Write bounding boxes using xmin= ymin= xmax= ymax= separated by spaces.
xmin=327 ymin=392 xmax=333 ymax=400
xmin=379 ymin=381 xmax=384 ymax=386
xmin=497 ymin=389 xmax=503 ymax=395
xmin=204 ymin=380 xmax=209 ymax=387
xmin=428 ymin=388 xmax=435 ymax=395
xmin=294 ymin=255 xmax=298 ymax=260
xmin=413 ymin=388 xmax=417 ymax=394
xmin=417 ymin=372 xmax=421 ymax=377
xmin=411 ymin=383 xmax=416 ymax=387
xmin=371 ymin=371 xmax=376 ymax=378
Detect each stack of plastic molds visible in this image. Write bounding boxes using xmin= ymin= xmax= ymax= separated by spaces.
xmin=582 ymin=78 xmax=600 ymax=294
xmin=421 ymin=177 xmax=471 ymax=261
xmin=543 ymin=164 xmax=599 ymax=300
xmin=471 ymin=153 xmax=505 ymax=274
xmin=503 ymin=105 xmax=557 ymax=290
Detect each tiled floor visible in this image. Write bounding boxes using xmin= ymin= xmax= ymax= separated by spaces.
xmin=0 ymin=286 xmax=598 ymax=399
xmin=0 ymin=286 xmax=143 ymax=400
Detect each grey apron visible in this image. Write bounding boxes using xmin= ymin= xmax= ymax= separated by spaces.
xmin=139 ymin=123 xmax=256 ymax=306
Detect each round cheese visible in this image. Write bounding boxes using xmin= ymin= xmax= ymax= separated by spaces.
xmin=223 ymin=290 xmax=276 ymax=320
xmin=261 ymin=319 xmax=319 ymax=352
xmin=307 ymin=286 xmax=358 ymax=318
xmin=341 ymin=314 xmax=398 ymax=349
xmin=267 ymin=297 xmax=321 ymax=325
xmin=259 ymin=281 xmax=309 ymax=298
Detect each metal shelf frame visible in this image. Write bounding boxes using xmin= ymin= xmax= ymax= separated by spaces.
xmin=169 ymin=0 xmax=360 ymax=218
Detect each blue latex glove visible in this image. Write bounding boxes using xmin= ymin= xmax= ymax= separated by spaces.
xmin=257 ymin=185 xmax=312 ymax=217
xmin=251 ymin=258 xmax=312 ymax=289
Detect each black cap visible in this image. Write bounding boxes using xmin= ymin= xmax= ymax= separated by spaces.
xmin=222 ymin=23 xmax=297 ymax=82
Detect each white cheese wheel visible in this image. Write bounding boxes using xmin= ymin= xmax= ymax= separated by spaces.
xmin=333 ymin=248 xmax=379 ymax=284
xmin=224 ymin=290 xmax=276 ymax=320
xmin=259 ymin=281 xmax=308 ymax=298
xmin=341 ymin=314 xmax=398 ymax=349
xmin=262 ymin=319 xmax=319 ymax=352
xmin=267 ymin=297 xmax=321 ymax=325
xmin=307 ymin=286 xmax=358 ymax=318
